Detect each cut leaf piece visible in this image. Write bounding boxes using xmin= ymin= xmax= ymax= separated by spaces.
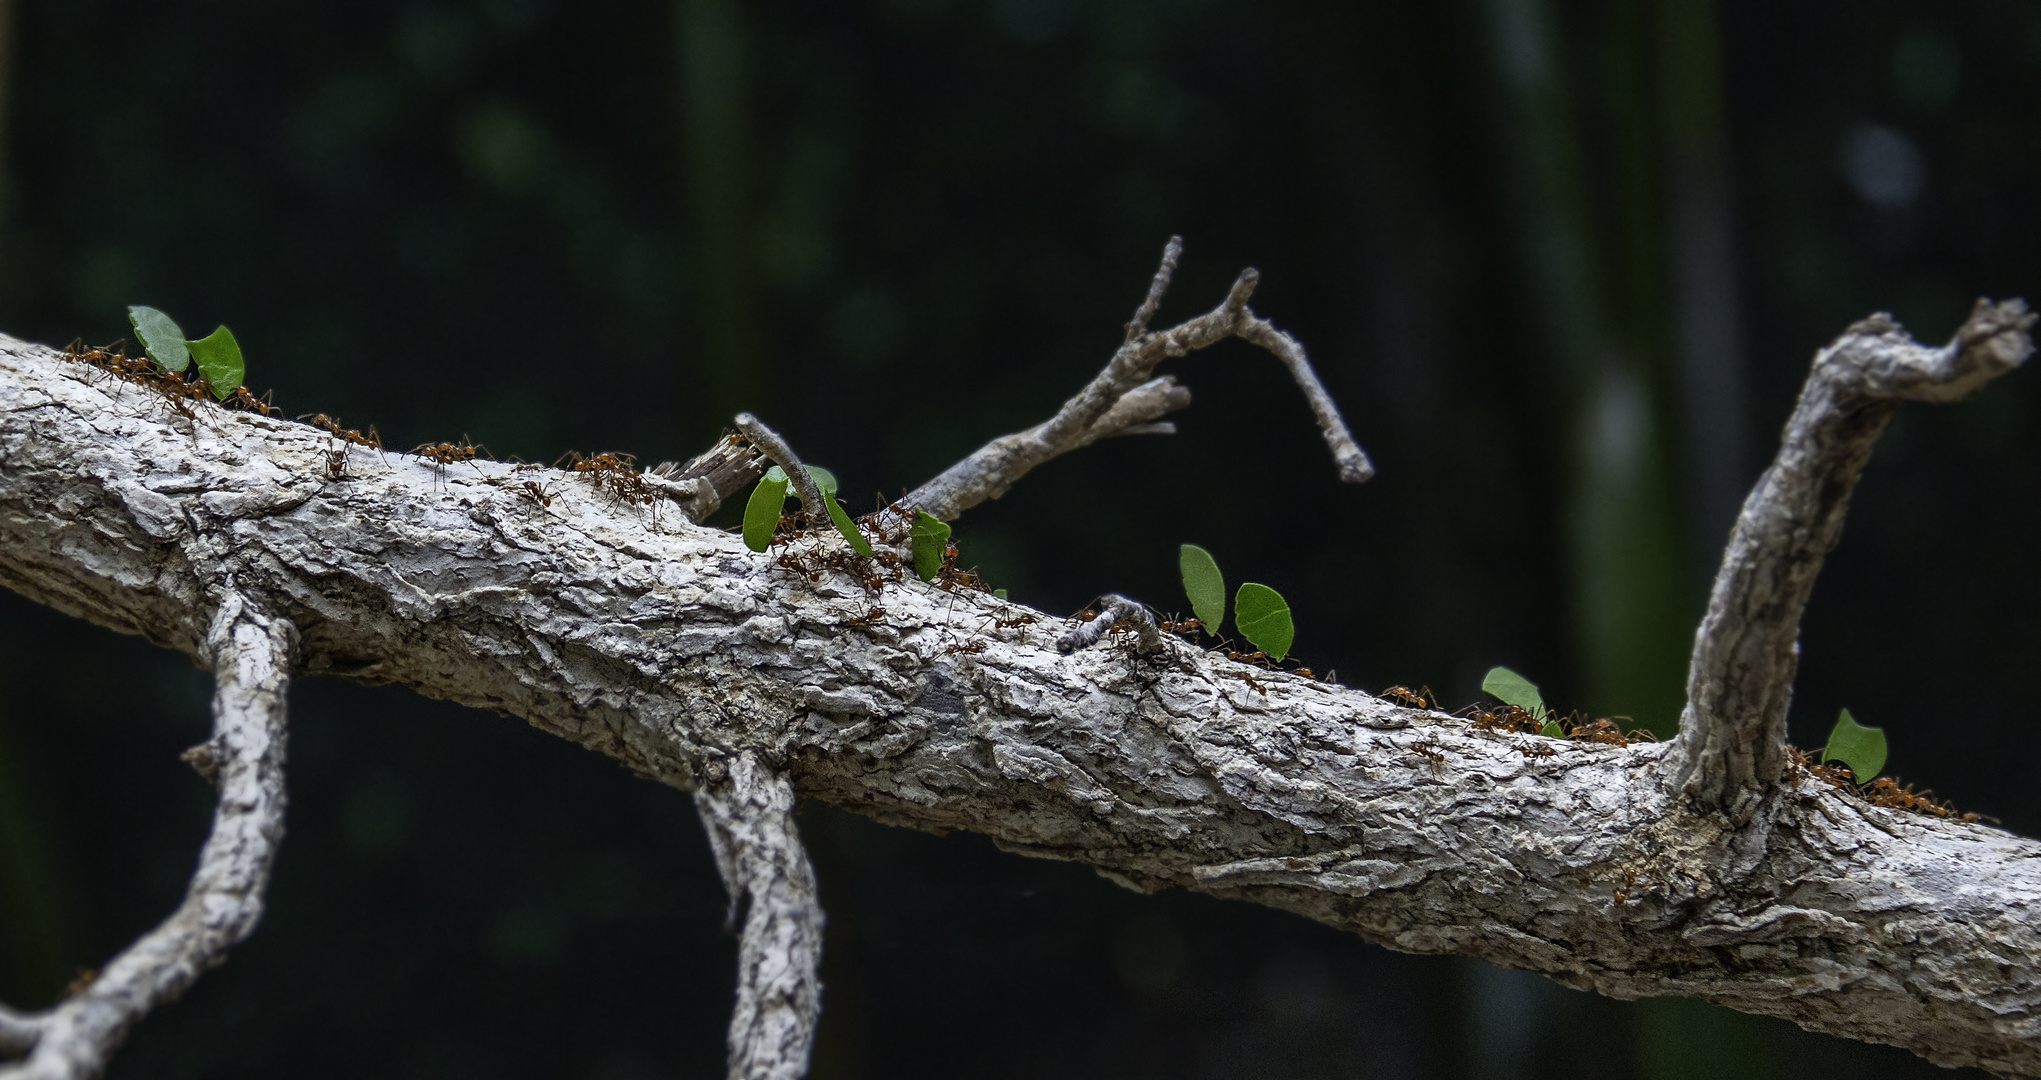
xmin=187 ymin=325 xmax=245 ymax=398
xmin=804 ymin=465 xmax=838 ymax=497
xmin=742 ymin=473 xmax=790 ymax=552
xmin=824 ymin=494 xmax=873 ymax=557
xmin=1481 ymin=666 xmax=1548 ymax=722
xmin=910 ymin=510 xmax=951 ymax=582
xmin=1233 ymin=582 xmax=1293 ymax=661
xmin=1822 ymin=708 xmax=1887 ymax=783
xmin=1178 ymin=544 xmax=1225 ymax=635
xmin=1539 ymin=720 xmax=1564 ymax=738
xmin=127 ymin=305 xmax=189 ymax=372
xmin=993 ymin=589 xmax=1008 ymax=601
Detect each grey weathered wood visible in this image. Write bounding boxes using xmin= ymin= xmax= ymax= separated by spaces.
xmin=0 ymin=592 xmax=292 ymax=1079
xmin=1 ymin=296 xmax=2039 ymax=1077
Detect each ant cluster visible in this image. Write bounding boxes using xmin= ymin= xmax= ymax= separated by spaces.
xmin=1455 ymin=697 xmax=1655 ymax=747
xmin=558 ymin=450 xmax=658 ymax=508
xmin=1787 ymin=747 xmax=1983 ymax=822
xmin=62 ymin=340 xmax=276 ymax=420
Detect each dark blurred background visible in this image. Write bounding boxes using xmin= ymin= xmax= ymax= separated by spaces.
xmin=0 ymin=0 xmax=2033 ymax=1077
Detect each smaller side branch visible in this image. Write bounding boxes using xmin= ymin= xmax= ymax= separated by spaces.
xmin=695 ymin=755 xmax=825 ymax=1080
xmin=1666 ymin=299 xmax=2034 ymax=821
xmin=1123 ymin=235 xmax=1183 ymax=343
xmin=0 ymin=596 xmax=294 ymax=1080
xmin=900 ymin=241 xmax=1374 ymax=524
xmin=734 ymin=414 xmax=829 ymax=533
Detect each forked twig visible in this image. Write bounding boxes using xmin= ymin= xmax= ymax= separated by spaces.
xmin=898 ymin=238 xmax=1373 ymax=525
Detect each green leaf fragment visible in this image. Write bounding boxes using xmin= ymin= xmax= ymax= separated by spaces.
xmin=186 ymin=325 xmax=245 ymax=398
xmin=742 ymin=473 xmax=790 ymax=552
xmin=1539 ymin=720 xmax=1565 ymax=738
xmin=1822 ymin=707 xmax=1887 ymax=783
xmin=1233 ymin=582 xmax=1293 ymax=661
xmin=804 ymin=465 xmax=838 ymax=497
xmin=1178 ymin=544 xmax=1226 ymax=635
xmin=824 ymin=494 xmax=873 ymax=557
xmin=910 ymin=510 xmax=951 ymax=582
xmin=1481 ymin=666 xmax=1548 ymax=722
xmin=127 ymin=305 xmax=189 ymax=372
xmin=993 ymin=589 xmax=1008 ymax=600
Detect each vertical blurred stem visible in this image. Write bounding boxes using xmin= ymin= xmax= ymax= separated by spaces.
xmin=0 ymin=0 xmax=64 ymax=1006
xmin=0 ymin=704 xmax=77 ymax=1004
xmin=1632 ymin=4 xmax=1772 ymax=1077
xmin=1655 ymin=0 xmax=1748 ymax=567
xmin=676 ymin=0 xmax=765 ymax=427
xmin=1479 ymin=0 xmax=1687 ymax=735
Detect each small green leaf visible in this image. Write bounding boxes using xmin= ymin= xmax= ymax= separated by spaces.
xmin=910 ymin=510 xmax=951 ymax=582
xmin=1233 ymin=583 xmax=1293 ymax=661
xmin=1822 ymin=708 xmax=1887 ymax=783
xmin=993 ymin=588 xmax=1008 ymax=600
xmin=1178 ymin=544 xmax=1226 ymax=635
xmin=1539 ymin=720 xmax=1564 ymax=738
xmin=127 ymin=305 xmax=189 ymax=372
xmin=186 ymin=325 xmax=245 ymax=398
xmin=742 ymin=473 xmax=790 ymax=552
xmin=1481 ymin=666 xmax=1548 ymax=722
xmin=824 ymin=494 xmax=873 ymax=557
xmin=804 ymin=465 xmax=838 ymax=498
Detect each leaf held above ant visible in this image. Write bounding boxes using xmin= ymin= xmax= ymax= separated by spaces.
xmin=1822 ymin=707 xmax=1887 ymax=783
xmin=1481 ymin=666 xmax=1549 ymax=724
xmin=910 ymin=510 xmax=951 ymax=582
xmin=127 ymin=305 xmax=190 ymax=373
xmin=1233 ymin=582 xmax=1293 ymax=661
xmin=743 ymin=468 xmax=791 ymax=552
xmin=186 ymin=325 xmax=245 ymax=399
xmin=1179 ymin=544 xmax=1226 ymax=636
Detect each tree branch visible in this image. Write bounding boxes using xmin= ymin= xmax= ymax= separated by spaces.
xmin=898 ymin=241 xmax=1372 ymax=523
xmin=734 ymin=413 xmax=829 ymax=532
xmin=1665 ymin=300 xmax=2035 ymax=821
xmin=0 ymin=1008 xmax=42 ymax=1057
xmin=2 ymin=297 xmax=2040 ymax=1075
xmin=0 ymin=594 xmax=292 ymax=1080
xmin=696 ymin=754 xmax=825 ymax=1080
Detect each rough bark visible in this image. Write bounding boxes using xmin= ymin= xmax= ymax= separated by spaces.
xmin=0 ymin=297 xmax=2038 ymax=1076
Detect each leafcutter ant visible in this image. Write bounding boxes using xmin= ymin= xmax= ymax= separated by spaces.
xmin=517 ymin=481 xmax=556 ymax=508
